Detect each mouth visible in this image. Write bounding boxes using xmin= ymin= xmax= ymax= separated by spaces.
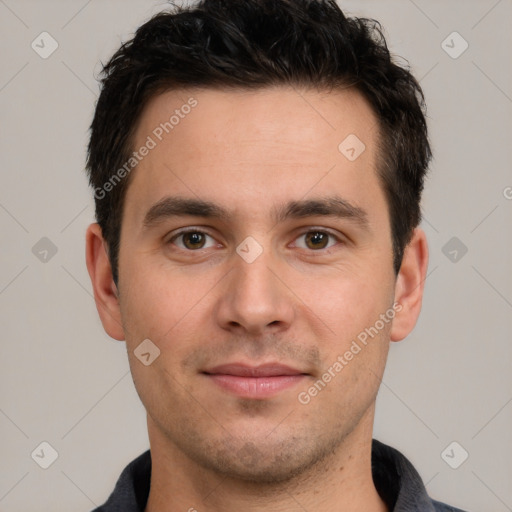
xmin=201 ymin=363 xmax=309 ymax=399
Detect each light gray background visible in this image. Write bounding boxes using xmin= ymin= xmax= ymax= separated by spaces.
xmin=1 ymin=1 xmax=511 ymax=511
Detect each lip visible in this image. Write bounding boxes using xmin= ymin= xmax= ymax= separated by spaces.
xmin=202 ymin=363 xmax=308 ymax=399
xmin=204 ymin=363 xmax=305 ymax=377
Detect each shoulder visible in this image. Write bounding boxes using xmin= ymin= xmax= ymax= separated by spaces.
xmin=90 ymin=450 xmax=151 ymax=512
xmin=372 ymin=439 xmax=470 ymax=512
xmin=431 ymin=498 xmax=470 ymax=511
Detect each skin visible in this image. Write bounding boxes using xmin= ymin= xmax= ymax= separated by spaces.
xmin=86 ymin=86 xmax=428 ymax=511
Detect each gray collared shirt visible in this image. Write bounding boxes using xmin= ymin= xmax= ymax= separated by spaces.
xmin=91 ymin=439 xmax=469 ymax=511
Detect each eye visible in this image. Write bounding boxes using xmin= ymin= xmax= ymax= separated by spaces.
xmin=166 ymin=228 xmax=341 ymax=252
xmin=294 ymin=230 xmax=340 ymax=251
xmin=167 ymin=229 xmax=218 ymax=250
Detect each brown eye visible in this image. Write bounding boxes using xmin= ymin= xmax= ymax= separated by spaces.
xmin=182 ymin=232 xmax=206 ymax=249
xmin=169 ymin=230 xmax=216 ymax=250
xmin=305 ymin=231 xmax=329 ymax=249
xmin=294 ymin=230 xmax=339 ymax=251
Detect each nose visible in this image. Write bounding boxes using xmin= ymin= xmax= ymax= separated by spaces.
xmin=214 ymin=246 xmax=295 ymax=336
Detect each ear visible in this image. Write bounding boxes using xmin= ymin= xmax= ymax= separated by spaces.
xmin=390 ymin=228 xmax=429 ymax=342
xmin=85 ymin=223 xmax=125 ymax=341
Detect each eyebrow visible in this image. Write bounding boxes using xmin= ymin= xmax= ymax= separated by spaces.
xmin=142 ymin=195 xmax=369 ymax=230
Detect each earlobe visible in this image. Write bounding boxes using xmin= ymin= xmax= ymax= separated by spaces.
xmin=390 ymin=228 xmax=429 ymax=342
xmin=85 ymin=223 xmax=125 ymax=341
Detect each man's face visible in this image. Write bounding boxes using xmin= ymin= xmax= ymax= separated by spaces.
xmin=115 ymin=86 xmax=398 ymax=481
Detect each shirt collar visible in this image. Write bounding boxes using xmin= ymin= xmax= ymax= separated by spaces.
xmin=96 ymin=439 xmax=439 ymax=511
xmin=371 ymin=439 xmax=437 ymax=511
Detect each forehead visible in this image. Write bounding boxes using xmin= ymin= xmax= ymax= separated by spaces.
xmin=136 ymin=85 xmax=377 ymax=152
xmin=124 ymin=85 xmax=383 ymax=226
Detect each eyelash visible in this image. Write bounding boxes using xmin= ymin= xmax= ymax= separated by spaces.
xmin=166 ymin=227 xmax=343 ymax=253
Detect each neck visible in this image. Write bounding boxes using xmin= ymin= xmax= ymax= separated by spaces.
xmin=144 ymin=409 xmax=388 ymax=512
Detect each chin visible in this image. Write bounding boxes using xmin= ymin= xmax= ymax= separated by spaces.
xmin=185 ymin=432 xmax=341 ymax=485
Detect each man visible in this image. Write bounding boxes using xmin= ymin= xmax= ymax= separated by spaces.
xmin=84 ymin=1 xmax=468 ymax=510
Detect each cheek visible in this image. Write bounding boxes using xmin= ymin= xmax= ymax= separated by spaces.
xmin=302 ymin=271 xmax=394 ymax=399
xmin=299 ymin=267 xmax=393 ymax=342
xmin=119 ymin=262 xmax=217 ymax=351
